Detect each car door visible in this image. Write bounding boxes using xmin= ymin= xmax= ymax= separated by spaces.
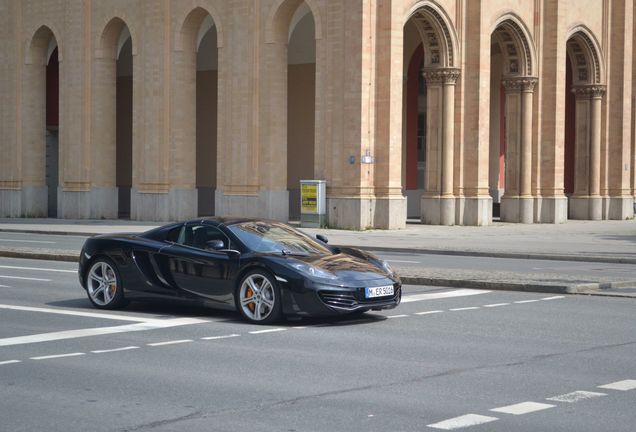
xmin=164 ymin=223 xmax=239 ymax=307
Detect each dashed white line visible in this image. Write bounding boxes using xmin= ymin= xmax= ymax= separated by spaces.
xmin=483 ymin=303 xmax=510 ymax=308
xmin=415 ymin=310 xmax=444 ymax=315
xmin=387 ymin=314 xmax=409 ymax=319
xmin=514 ymin=300 xmax=540 ymax=304
xmin=0 ymin=275 xmax=51 ymax=282
xmin=0 ymin=264 xmax=74 ymax=273
xmin=546 ymin=390 xmax=607 ymax=403
xmin=91 ymin=346 xmax=140 ymax=354
xmin=598 ymin=380 xmax=636 ymax=391
xmin=249 ymin=328 xmax=287 ymax=335
xmin=427 ymin=414 xmax=499 ymax=430
xmin=449 ymin=307 xmax=480 ymax=311
xmin=30 ymin=352 xmax=85 ymax=361
xmin=201 ymin=334 xmax=241 ymax=341
xmin=0 ymin=360 xmax=21 ymax=365
xmin=401 ymin=289 xmax=491 ymax=303
xmin=489 ymin=401 xmax=555 ymax=415
xmin=541 ymin=296 xmax=565 ymax=301
xmin=147 ymin=339 xmax=193 ymax=347
xmin=292 ymin=326 xmax=307 ymax=329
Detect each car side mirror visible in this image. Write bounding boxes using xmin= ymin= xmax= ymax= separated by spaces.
xmin=205 ymin=239 xmax=225 ymax=251
xmin=316 ymin=234 xmax=328 ymax=244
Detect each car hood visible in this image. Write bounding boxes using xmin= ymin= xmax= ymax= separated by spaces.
xmin=294 ymin=253 xmax=389 ymax=282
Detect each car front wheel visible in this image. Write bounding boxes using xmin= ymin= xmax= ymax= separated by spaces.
xmin=236 ymin=271 xmax=282 ymax=324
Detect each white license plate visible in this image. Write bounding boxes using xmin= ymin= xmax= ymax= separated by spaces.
xmin=365 ymin=285 xmax=394 ymax=298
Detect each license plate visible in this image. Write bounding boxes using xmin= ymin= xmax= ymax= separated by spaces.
xmin=365 ymin=285 xmax=394 ymax=298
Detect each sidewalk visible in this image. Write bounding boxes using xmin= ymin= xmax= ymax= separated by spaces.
xmin=1 ymin=218 xmax=635 ymax=297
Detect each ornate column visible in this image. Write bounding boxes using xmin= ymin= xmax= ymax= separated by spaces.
xmin=421 ymin=68 xmax=460 ymax=226
xmin=569 ymin=85 xmax=606 ymax=220
xmin=500 ymin=77 xmax=537 ymax=223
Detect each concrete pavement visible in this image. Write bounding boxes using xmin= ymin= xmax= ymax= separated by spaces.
xmin=1 ymin=218 xmax=635 ymax=296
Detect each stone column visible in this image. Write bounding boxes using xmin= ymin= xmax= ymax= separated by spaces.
xmin=500 ymin=77 xmax=537 ymax=223
xmin=570 ymin=85 xmax=606 ymax=220
xmin=421 ymin=68 xmax=460 ymax=226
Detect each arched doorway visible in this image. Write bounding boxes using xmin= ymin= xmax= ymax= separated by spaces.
xmin=564 ymin=29 xmax=605 ymax=220
xmin=489 ymin=17 xmax=537 ymax=223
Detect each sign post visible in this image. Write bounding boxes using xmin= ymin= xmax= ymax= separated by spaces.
xmin=300 ymin=180 xmax=326 ymax=227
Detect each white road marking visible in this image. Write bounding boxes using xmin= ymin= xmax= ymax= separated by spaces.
xmin=541 ymin=296 xmax=565 ymax=301
xmin=598 ymin=380 xmax=636 ymax=391
xmin=0 ymin=304 xmax=160 ymax=322
xmin=0 ymin=275 xmax=50 ymax=282
xmin=30 ymin=352 xmax=85 ymax=361
xmin=427 ymin=414 xmax=499 ymax=430
xmin=387 ymin=314 xmax=409 ymax=319
xmin=546 ymin=391 xmax=607 ymax=403
xmin=0 ymin=317 xmax=208 ymax=347
xmin=91 ymin=346 xmax=139 ymax=354
xmin=386 ymin=259 xmax=420 ymax=264
xmin=0 ymin=264 xmax=75 ymax=273
xmin=0 ymin=238 xmax=56 ymax=244
xmin=402 ymin=289 xmax=491 ymax=303
xmin=0 ymin=284 xmax=10 ymax=288
xmin=201 ymin=334 xmax=241 ymax=341
xmin=292 ymin=326 xmax=307 ymax=329
xmin=249 ymin=328 xmax=287 ymax=335
xmin=415 ymin=310 xmax=444 ymax=315
xmin=148 ymin=339 xmax=193 ymax=347
xmin=449 ymin=307 xmax=480 ymax=311
xmin=515 ymin=300 xmax=540 ymax=304
xmin=490 ymin=401 xmax=555 ymax=415
xmin=483 ymin=303 xmax=510 ymax=308
xmin=0 ymin=360 xmax=21 ymax=366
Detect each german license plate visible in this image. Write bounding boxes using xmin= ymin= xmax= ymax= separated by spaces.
xmin=365 ymin=285 xmax=394 ymax=298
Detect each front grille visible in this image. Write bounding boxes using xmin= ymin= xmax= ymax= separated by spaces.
xmin=318 ymin=285 xmax=400 ymax=311
xmin=318 ymin=292 xmax=357 ymax=308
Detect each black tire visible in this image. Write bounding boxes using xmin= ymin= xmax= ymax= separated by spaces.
xmin=235 ymin=270 xmax=282 ymax=324
xmin=85 ymin=257 xmax=125 ymax=309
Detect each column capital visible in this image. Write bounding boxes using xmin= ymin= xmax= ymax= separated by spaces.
xmin=501 ymin=77 xmax=538 ymax=92
xmin=572 ymin=84 xmax=606 ymax=99
xmin=422 ymin=68 xmax=461 ymax=85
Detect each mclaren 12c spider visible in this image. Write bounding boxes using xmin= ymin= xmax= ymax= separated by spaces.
xmin=78 ymin=218 xmax=401 ymax=323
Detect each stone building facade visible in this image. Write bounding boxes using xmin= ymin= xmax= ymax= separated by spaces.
xmin=0 ymin=0 xmax=634 ymax=229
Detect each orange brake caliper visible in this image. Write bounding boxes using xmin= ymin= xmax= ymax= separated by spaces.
xmin=246 ymin=287 xmax=255 ymax=312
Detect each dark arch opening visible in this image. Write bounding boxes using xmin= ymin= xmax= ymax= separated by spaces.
xmin=46 ymin=46 xmax=59 ymax=218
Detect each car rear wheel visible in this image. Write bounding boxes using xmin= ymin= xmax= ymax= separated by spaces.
xmin=237 ymin=271 xmax=282 ymax=324
xmin=86 ymin=258 xmax=125 ymax=309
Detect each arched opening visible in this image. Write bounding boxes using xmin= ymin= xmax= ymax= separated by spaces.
xmin=287 ymin=3 xmax=316 ymax=221
xmin=564 ymin=55 xmax=575 ymax=198
xmin=117 ymin=34 xmax=133 ymax=218
xmin=46 ymin=45 xmax=59 ymax=217
xmin=196 ymin=15 xmax=219 ymax=216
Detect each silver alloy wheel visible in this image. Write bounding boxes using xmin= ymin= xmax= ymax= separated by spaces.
xmin=87 ymin=261 xmax=118 ymax=306
xmin=239 ymin=274 xmax=276 ymax=321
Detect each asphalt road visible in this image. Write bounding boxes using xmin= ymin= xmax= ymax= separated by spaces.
xmin=1 ymin=257 xmax=635 ymax=431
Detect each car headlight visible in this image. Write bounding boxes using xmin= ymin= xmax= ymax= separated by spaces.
xmin=288 ymin=262 xmax=338 ymax=280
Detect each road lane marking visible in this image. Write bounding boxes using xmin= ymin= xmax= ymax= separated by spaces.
xmin=402 ymin=289 xmax=491 ymax=303
xmin=0 ymin=304 xmax=160 ymax=322
xmin=91 ymin=346 xmax=139 ymax=354
xmin=201 ymin=334 xmax=241 ymax=341
xmin=0 ymin=284 xmax=10 ymax=288
xmin=541 ymin=296 xmax=565 ymax=301
xmin=249 ymin=328 xmax=287 ymax=334
xmin=546 ymin=391 xmax=606 ymax=403
xmin=483 ymin=303 xmax=510 ymax=308
xmin=0 ymin=275 xmax=51 ymax=282
xmin=449 ymin=307 xmax=480 ymax=311
xmin=598 ymin=380 xmax=636 ymax=391
xmin=148 ymin=339 xmax=193 ymax=347
xmin=0 ymin=238 xmax=56 ymax=244
xmin=427 ymin=414 xmax=499 ymax=430
xmin=514 ymin=300 xmax=540 ymax=304
xmin=30 ymin=352 xmax=85 ymax=360
xmin=0 ymin=317 xmax=208 ymax=347
xmin=386 ymin=260 xmax=420 ymax=264
xmin=0 ymin=265 xmax=76 ymax=273
xmin=0 ymin=360 xmax=21 ymax=365
xmin=387 ymin=314 xmax=409 ymax=319
xmin=489 ymin=401 xmax=555 ymax=415
xmin=415 ymin=310 xmax=444 ymax=315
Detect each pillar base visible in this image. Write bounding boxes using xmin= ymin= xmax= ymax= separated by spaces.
xmin=58 ymin=187 xmax=118 ymax=219
xmin=215 ymin=189 xmax=289 ymax=221
xmin=421 ymin=195 xmax=455 ymax=226
xmin=501 ymin=196 xmax=534 ymax=223
xmin=535 ymin=196 xmax=568 ymax=223
xmin=131 ymin=187 xmax=197 ymax=221
xmin=569 ymin=196 xmax=602 ymax=220
xmin=456 ymin=196 xmax=492 ymax=226
xmin=327 ymin=196 xmax=374 ymax=230
xmin=374 ymin=196 xmax=407 ymax=229
xmin=607 ymin=196 xmax=635 ymax=220
xmin=0 ymin=187 xmax=48 ymax=217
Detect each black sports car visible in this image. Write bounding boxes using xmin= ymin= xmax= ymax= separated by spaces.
xmin=78 ymin=218 xmax=401 ymax=323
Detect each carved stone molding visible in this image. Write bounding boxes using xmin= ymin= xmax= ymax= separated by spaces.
xmin=501 ymin=77 xmax=538 ymax=92
xmin=422 ymin=68 xmax=461 ymax=85
xmin=572 ymin=84 xmax=606 ymax=98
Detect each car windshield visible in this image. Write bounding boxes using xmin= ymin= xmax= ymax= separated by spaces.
xmin=228 ymin=222 xmax=331 ymax=256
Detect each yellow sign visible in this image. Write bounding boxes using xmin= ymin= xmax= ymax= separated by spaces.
xmin=301 ymin=184 xmax=318 ymax=213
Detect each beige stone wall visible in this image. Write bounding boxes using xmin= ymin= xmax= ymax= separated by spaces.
xmin=0 ymin=0 xmax=634 ymax=225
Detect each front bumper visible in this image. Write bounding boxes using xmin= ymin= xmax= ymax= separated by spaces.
xmin=317 ymin=284 xmax=401 ymax=312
